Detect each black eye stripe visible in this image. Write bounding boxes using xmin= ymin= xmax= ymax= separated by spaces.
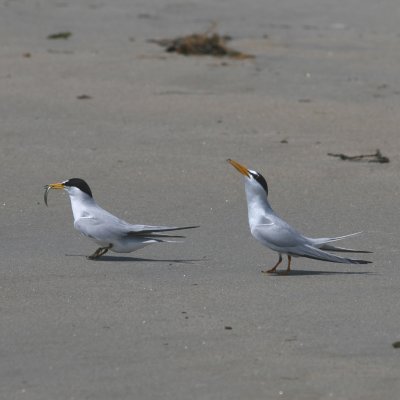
xmin=64 ymin=178 xmax=93 ymax=198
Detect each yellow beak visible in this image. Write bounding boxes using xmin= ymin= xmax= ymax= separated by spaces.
xmin=47 ymin=182 xmax=65 ymax=190
xmin=227 ymin=159 xmax=250 ymax=177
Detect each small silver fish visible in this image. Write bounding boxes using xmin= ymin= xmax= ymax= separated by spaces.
xmin=44 ymin=185 xmax=51 ymax=207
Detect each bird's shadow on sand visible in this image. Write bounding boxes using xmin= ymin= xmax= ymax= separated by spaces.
xmin=65 ymin=254 xmax=205 ymax=264
xmin=266 ymin=269 xmax=375 ymax=276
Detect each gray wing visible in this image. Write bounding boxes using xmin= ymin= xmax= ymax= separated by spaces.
xmin=74 ymin=216 xmax=126 ymax=240
xmin=251 ymin=220 xmax=371 ymax=264
xmin=251 ymin=218 xmax=308 ymax=249
xmin=75 ymin=213 xmax=198 ymax=239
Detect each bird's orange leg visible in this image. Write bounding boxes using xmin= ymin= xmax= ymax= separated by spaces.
xmin=278 ymin=255 xmax=292 ymax=275
xmin=262 ymin=254 xmax=282 ymax=274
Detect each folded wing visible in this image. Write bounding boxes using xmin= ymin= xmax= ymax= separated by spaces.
xmin=252 ymin=222 xmax=371 ymax=264
xmin=289 ymin=244 xmax=372 ymax=264
xmin=126 ymin=225 xmax=199 ymax=238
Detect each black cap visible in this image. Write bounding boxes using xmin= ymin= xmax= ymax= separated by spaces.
xmin=250 ymin=171 xmax=269 ymax=195
xmin=64 ymin=178 xmax=93 ymax=197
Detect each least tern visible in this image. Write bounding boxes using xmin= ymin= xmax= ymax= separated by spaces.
xmin=227 ymin=159 xmax=372 ymax=274
xmin=44 ymin=178 xmax=198 ymax=260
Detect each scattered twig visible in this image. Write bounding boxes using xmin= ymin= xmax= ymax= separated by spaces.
xmin=327 ymin=149 xmax=389 ymax=163
xmin=47 ymin=32 xmax=72 ymax=40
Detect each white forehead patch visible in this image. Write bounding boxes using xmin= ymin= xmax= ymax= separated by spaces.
xmin=248 ymin=169 xmax=257 ymax=176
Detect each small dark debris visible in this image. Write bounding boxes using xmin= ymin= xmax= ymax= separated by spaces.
xmin=280 ymin=139 xmax=288 ymax=144
xmin=137 ymin=13 xmax=157 ymax=20
xmin=47 ymin=49 xmax=74 ymax=54
xmin=149 ymin=30 xmax=253 ymax=59
xmin=47 ymin=32 xmax=72 ymax=40
xmin=298 ymin=98 xmax=311 ymax=103
xmin=77 ymin=94 xmax=92 ymax=100
xmin=270 ymin=23 xmax=291 ymax=30
xmin=327 ymin=149 xmax=389 ymax=163
xmin=392 ymin=341 xmax=400 ymax=348
xmin=224 ymin=326 xmax=233 ymax=330
xmin=303 ymin=25 xmax=319 ymax=30
xmin=23 ymin=53 xmax=31 ymax=58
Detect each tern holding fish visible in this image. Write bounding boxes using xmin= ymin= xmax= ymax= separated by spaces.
xmin=44 ymin=178 xmax=198 ymax=259
xmin=227 ymin=159 xmax=372 ymax=274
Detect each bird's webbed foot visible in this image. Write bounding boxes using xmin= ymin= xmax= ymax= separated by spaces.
xmin=262 ymin=254 xmax=283 ymax=274
xmin=87 ymin=244 xmax=112 ymax=260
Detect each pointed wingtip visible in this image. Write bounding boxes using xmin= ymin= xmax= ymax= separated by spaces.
xmin=353 ymin=259 xmax=373 ymax=264
xmin=174 ymin=225 xmax=200 ymax=231
xmin=319 ymin=243 xmax=373 ymax=254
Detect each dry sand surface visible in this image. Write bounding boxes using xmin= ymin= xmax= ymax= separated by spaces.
xmin=1 ymin=1 xmax=400 ymax=399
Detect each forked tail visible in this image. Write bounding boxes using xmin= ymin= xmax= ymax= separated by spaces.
xmin=308 ymin=232 xmax=372 ymax=254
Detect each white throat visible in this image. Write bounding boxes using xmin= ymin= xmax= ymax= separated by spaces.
xmin=244 ymin=179 xmax=273 ymax=226
xmin=66 ymin=188 xmax=97 ymax=221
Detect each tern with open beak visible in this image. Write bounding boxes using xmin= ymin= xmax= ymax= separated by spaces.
xmin=227 ymin=159 xmax=372 ymax=274
xmin=44 ymin=178 xmax=198 ymax=260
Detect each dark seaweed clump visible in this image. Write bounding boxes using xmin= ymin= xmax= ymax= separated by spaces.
xmin=150 ymin=32 xmax=253 ymax=59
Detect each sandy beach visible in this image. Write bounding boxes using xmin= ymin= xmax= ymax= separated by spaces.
xmin=1 ymin=1 xmax=400 ymax=399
